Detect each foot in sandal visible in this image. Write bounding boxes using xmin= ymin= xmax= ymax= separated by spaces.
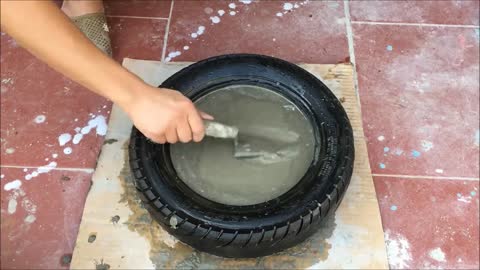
xmin=61 ymin=0 xmax=112 ymax=56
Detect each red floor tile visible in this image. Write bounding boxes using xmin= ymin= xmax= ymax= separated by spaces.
xmin=374 ymin=176 xmax=479 ymax=269
xmin=105 ymin=0 xmax=172 ymax=18
xmin=353 ymin=25 xmax=480 ymax=177
xmin=349 ymin=0 xmax=479 ymax=26
xmin=165 ymin=0 xmax=349 ymax=63
xmin=1 ymin=168 xmax=93 ymax=269
xmin=0 ymin=34 xmax=112 ymax=169
xmin=108 ymin=17 xmax=167 ymax=62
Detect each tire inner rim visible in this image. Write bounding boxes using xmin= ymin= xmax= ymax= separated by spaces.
xmin=170 ymin=85 xmax=316 ymax=206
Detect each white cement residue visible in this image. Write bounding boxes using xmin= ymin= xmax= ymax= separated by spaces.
xmin=24 ymin=215 xmax=36 ymax=224
xmin=283 ymin=3 xmax=294 ymax=10
xmin=64 ymin=147 xmax=73 ymax=155
xmin=190 ymin=25 xmax=206 ymax=40
xmin=5 ymin=148 xmax=15 ymax=154
xmin=34 ymin=115 xmax=46 ymax=124
xmin=6 ymin=188 xmax=25 ymax=214
xmin=58 ymin=115 xmax=107 ymax=153
xmin=228 ymin=3 xmax=236 ymax=9
xmin=239 ymin=0 xmax=252 ymax=4
xmin=218 ymin=10 xmax=225 ymax=16
xmin=2 ymin=78 xmax=13 ymax=84
xmin=429 ymin=247 xmax=446 ymax=262
xmin=435 ymin=169 xmax=444 ymax=174
xmin=384 ymin=231 xmax=412 ymax=269
xmin=377 ymin=135 xmax=385 ymax=141
xmin=4 ymin=179 xmax=22 ymax=191
xmin=421 ymin=140 xmax=434 ymax=152
xmin=210 ymin=16 xmax=220 ymax=24
xmin=25 ymin=161 xmax=57 ymax=181
xmin=183 ymin=46 xmax=190 ymax=50
xmin=167 ymin=51 xmax=181 ymax=58
xmin=80 ymin=115 xmax=108 ymax=136
xmin=229 ymin=11 xmax=236 ymax=16
xmin=197 ymin=26 xmax=205 ymax=35
xmin=22 ymin=197 xmax=37 ymax=214
xmin=17 ymin=195 xmax=37 ymax=224
xmin=457 ymin=194 xmax=472 ymax=203
xmin=276 ymin=12 xmax=283 ymax=17
xmin=0 ymin=174 xmax=4 ymax=179
xmin=165 ymin=51 xmax=182 ymax=62
xmin=204 ymin=7 xmax=213 ymax=14
xmin=52 ymin=153 xmax=58 ymax=158
xmin=73 ymin=133 xmax=83 ymax=144
xmin=58 ymin=133 xmax=72 ymax=146
xmin=8 ymin=198 xmax=17 ymax=214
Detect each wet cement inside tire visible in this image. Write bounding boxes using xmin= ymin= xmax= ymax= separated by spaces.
xmin=170 ymin=85 xmax=315 ymax=206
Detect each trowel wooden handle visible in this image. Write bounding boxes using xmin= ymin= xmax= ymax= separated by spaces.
xmin=204 ymin=120 xmax=239 ymax=139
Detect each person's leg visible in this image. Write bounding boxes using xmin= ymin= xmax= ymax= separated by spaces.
xmin=61 ymin=0 xmax=104 ymax=18
xmin=60 ymin=0 xmax=111 ymax=56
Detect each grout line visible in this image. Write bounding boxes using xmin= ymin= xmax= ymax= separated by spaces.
xmin=161 ymin=0 xmax=175 ymax=62
xmin=351 ymin=21 xmax=480 ymax=28
xmin=106 ymin=15 xmax=169 ymax=21
xmin=343 ymin=1 xmax=356 ymax=66
xmin=372 ymin=173 xmax=479 ymax=181
xmin=343 ymin=1 xmax=363 ymax=111
xmin=1 ymin=165 xmax=94 ymax=173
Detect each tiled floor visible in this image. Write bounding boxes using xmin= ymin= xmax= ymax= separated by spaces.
xmin=165 ymin=0 xmax=349 ymax=63
xmin=1 ymin=168 xmax=93 ymax=269
xmin=107 ymin=17 xmax=167 ymax=62
xmin=354 ymin=25 xmax=479 ymax=177
xmin=374 ymin=177 xmax=479 ymax=269
xmin=1 ymin=0 xmax=479 ymax=269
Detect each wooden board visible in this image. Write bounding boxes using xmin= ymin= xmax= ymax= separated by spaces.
xmin=70 ymin=59 xmax=388 ymax=269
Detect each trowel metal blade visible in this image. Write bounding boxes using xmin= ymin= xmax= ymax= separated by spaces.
xmin=233 ymin=139 xmax=265 ymax=158
xmin=203 ymin=120 xmax=299 ymax=161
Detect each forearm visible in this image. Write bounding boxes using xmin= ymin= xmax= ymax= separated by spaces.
xmin=0 ymin=0 xmax=143 ymax=107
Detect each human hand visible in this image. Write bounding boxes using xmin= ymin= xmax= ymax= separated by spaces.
xmin=122 ymin=85 xmax=213 ymax=144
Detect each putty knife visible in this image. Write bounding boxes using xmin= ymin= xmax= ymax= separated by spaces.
xmin=204 ymin=121 xmax=299 ymax=160
xmin=204 ymin=120 xmax=253 ymax=158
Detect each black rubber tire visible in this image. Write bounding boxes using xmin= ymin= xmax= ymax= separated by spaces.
xmin=129 ymin=54 xmax=354 ymax=258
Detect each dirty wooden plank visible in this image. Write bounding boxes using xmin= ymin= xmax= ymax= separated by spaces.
xmin=70 ymin=59 xmax=388 ymax=269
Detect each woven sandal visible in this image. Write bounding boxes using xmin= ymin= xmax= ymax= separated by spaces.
xmin=71 ymin=12 xmax=112 ymax=56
